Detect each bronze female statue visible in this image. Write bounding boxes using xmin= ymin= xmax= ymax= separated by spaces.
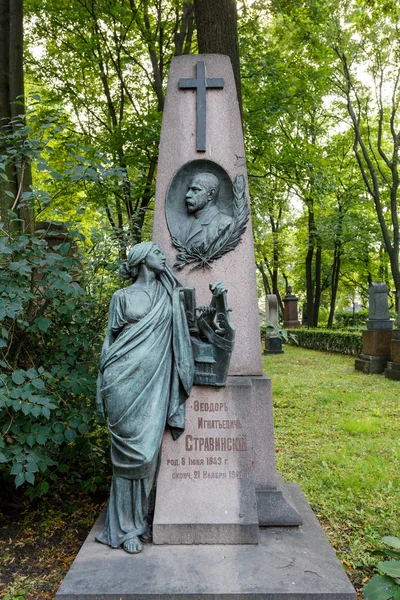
xmin=95 ymin=242 xmax=194 ymax=554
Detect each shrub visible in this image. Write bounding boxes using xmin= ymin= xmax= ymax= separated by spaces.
xmin=0 ymin=222 xmax=110 ymax=493
xmin=363 ymin=536 xmax=400 ymax=600
xmin=287 ymin=328 xmax=362 ymax=355
xmin=334 ymin=308 xmax=368 ymax=328
xmin=0 ymin=107 xmax=119 ymax=496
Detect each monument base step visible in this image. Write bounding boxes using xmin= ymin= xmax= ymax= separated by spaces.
xmin=56 ymin=483 xmax=356 ymax=600
xmin=257 ymin=482 xmax=303 ymax=527
xmin=385 ymin=361 xmax=400 ymax=380
xmin=355 ymin=354 xmax=389 ymax=374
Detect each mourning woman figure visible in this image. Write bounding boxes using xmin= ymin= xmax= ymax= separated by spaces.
xmin=95 ymin=242 xmax=194 ymax=554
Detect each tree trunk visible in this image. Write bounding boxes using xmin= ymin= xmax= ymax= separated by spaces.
xmin=0 ymin=0 xmax=34 ymax=233
xmin=305 ymin=201 xmax=315 ymax=327
xmin=193 ymin=0 xmax=242 ymax=118
xmin=327 ymin=246 xmax=341 ymax=328
xmin=271 ymin=263 xmax=283 ymax=314
xmin=313 ymin=244 xmax=322 ymax=328
xmin=0 ymin=0 xmax=15 ymax=229
xmin=257 ymin=262 xmax=271 ymax=296
xmin=271 ymin=229 xmax=283 ymax=313
xmin=327 ymin=206 xmax=344 ymax=329
xmin=9 ymin=0 xmax=24 ymax=121
xmin=10 ymin=0 xmax=33 ymax=232
xmin=0 ymin=0 xmax=10 ymax=120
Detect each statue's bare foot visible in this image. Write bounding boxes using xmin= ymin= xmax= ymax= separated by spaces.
xmin=123 ymin=537 xmax=143 ymax=554
xmin=140 ymin=528 xmax=152 ymax=544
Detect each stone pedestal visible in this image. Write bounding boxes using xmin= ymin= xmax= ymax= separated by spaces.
xmin=385 ymin=337 xmax=400 ymax=380
xmin=264 ymin=336 xmax=284 ymax=354
xmin=355 ymin=354 xmax=389 ymax=374
xmin=283 ymin=293 xmax=301 ymax=329
xmin=355 ymin=330 xmax=393 ymax=374
xmin=390 ymin=337 xmax=400 ymax=362
xmin=385 ymin=361 xmax=400 ymax=380
xmin=362 ymin=329 xmax=393 ymax=355
xmin=153 ymin=375 xmax=301 ymax=545
xmin=153 ymin=377 xmax=260 ymax=545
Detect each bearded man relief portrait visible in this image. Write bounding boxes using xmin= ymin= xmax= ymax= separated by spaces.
xmin=166 ymin=159 xmax=234 ymax=254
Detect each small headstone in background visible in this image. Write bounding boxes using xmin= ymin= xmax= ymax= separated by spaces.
xmin=385 ymin=291 xmax=400 ymax=380
xmin=264 ymin=294 xmax=283 ymax=354
xmin=355 ymin=282 xmax=393 ymax=374
xmin=283 ymin=285 xmax=301 ymax=329
xmin=366 ymin=282 xmax=392 ymax=329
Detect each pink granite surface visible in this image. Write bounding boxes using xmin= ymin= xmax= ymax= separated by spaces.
xmin=152 ymin=54 xmax=262 ymax=376
xmin=153 ymin=378 xmax=261 ymax=544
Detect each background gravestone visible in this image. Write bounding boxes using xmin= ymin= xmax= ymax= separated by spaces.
xmin=385 ymin=292 xmax=400 ymax=380
xmin=355 ymin=283 xmax=393 ymax=374
xmin=264 ymin=294 xmax=283 ymax=355
xmin=283 ymin=286 xmax=301 ymax=329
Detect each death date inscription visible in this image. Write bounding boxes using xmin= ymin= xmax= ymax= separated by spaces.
xmin=172 ymin=470 xmax=247 ymax=480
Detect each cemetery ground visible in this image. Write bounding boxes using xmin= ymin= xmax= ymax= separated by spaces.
xmin=0 ymin=346 xmax=399 ymax=600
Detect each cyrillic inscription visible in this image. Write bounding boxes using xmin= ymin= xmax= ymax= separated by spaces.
xmin=166 ymin=397 xmax=250 ymax=481
xmin=185 ymin=435 xmax=247 ymax=452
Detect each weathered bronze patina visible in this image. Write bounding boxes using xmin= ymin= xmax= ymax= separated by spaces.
xmin=96 ymin=243 xmax=234 ymax=554
xmin=166 ymin=159 xmax=249 ymax=270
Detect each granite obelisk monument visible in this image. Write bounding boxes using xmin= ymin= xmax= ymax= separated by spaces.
xmin=152 ymin=54 xmax=300 ymax=539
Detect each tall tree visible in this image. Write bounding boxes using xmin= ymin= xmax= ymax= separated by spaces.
xmin=332 ymin=2 xmax=400 ymax=294
xmin=241 ymin=1 xmax=337 ymax=326
xmin=0 ymin=0 xmax=33 ymax=232
xmin=193 ymin=0 xmax=242 ymax=115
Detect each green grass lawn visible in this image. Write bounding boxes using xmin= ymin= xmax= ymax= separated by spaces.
xmin=263 ymin=345 xmax=400 ymax=595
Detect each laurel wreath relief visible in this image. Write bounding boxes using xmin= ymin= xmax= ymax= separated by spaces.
xmin=171 ymin=175 xmax=249 ymax=271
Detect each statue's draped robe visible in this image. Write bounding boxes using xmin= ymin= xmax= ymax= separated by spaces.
xmin=96 ymin=268 xmax=193 ymax=547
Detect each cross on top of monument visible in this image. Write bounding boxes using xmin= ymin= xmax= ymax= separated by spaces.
xmin=179 ymin=59 xmax=224 ymax=152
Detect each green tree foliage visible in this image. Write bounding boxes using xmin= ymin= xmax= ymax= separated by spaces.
xmin=240 ymin=0 xmax=400 ymax=324
xmin=0 ymin=109 xmax=121 ymax=494
xmin=25 ymin=0 xmax=195 ymax=250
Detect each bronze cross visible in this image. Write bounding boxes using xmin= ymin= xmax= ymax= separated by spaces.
xmin=179 ymin=60 xmax=224 ymax=152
